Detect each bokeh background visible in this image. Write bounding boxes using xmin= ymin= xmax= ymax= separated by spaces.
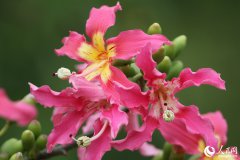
xmin=0 ymin=0 xmax=239 ymax=159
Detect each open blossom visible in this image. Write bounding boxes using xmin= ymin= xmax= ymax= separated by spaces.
xmin=0 ymin=89 xmax=37 ymax=125
xmin=112 ymin=44 xmax=226 ymax=153
xmin=55 ymin=2 xmax=170 ymax=102
xmin=29 ymin=75 xmax=129 ymax=160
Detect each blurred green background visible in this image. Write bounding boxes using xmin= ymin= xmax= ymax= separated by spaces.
xmin=0 ymin=0 xmax=239 ymax=159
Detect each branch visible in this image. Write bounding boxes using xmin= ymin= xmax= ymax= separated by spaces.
xmin=36 ymin=143 xmax=78 ymax=160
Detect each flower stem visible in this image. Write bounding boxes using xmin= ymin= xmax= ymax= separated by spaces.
xmin=0 ymin=121 xmax=11 ymax=137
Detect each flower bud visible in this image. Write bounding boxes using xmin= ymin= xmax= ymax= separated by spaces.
xmin=162 ymin=142 xmax=172 ymax=160
xmin=157 ymin=56 xmax=172 ymax=73
xmin=119 ymin=65 xmax=137 ymax=77
xmin=167 ymin=60 xmax=184 ymax=80
xmin=0 ymin=138 xmax=23 ymax=156
xmin=21 ymin=130 xmax=35 ymax=151
xmin=77 ymin=136 xmax=91 ymax=147
xmin=153 ymin=47 xmax=165 ymax=63
xmin=148 ymin=23 xmax=162 ymax=34
xmin=172 ymin=35 xmax=187 ymax=58
xmin=27 ymin=120 xmax=41 ymax=138
xmin=0 ymin=152 xmax=9 ymax=160
xmin=56 ymin=67 xmax=71 ymax=80
xmin=36 ymin=134 xmax=47 ymax=150
xmin=21 ymin=94 xmax=35 ymax=105
xmin=163 ymin=110 xmax=175 ymax=122
xmin=112 ymin=59 xmax=133 ymax=66
xmin=9 ymin=152 xmax=23 ymax=160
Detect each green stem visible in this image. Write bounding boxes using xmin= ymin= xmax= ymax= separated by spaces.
xmin=0 ymin=121 xmax=11 ymax=137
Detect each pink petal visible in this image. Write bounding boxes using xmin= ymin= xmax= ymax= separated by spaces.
xmin=69 ymin=74 xmax=106 ymax=101
xmin=112 ymin=117 xmax=158 ymax=151
xmin=86 ymin=2 xmax=122 ymax=38
xmin=175 ymin=68 xmax=226 ymax=93
xmin=82 ymin=112 xmax=100 ymax=134
xmin=29 ymin=83 xmax=84 ymax=109
xmin=136 ymin=44 xmax=166 ymax=84
xmin=159 ymin=106 xmax=218 ymax=154
xmin=78 ymin=120 xmax=111 ymax=160
xmin=103 ymin=66 xmax=148 ymax=108
xmin=100 ymin=104 xmax=128 ymax=138
xmin=139 ymin=143 xmax=161 ymax=157
xmin=47 ymin=110 xmax=90 ymax=152
xmin=55 ymin=31 xmax=86 ymax=61
xmin=0 ymin=89 xmax=37 ymax=126
xmin=203 ymin=111 xmax=228 ymax=145
xmin=107 ymin=29 xmax=171 ymax=60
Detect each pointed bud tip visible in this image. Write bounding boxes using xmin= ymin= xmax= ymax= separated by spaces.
xmin=148 ymin=23 xmax=162 ymax=34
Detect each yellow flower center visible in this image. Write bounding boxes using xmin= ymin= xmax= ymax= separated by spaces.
xmin=78 ymin=32 xmax=116 ymax=83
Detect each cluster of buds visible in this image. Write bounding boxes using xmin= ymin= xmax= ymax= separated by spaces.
xmin=0 ymin=120 xmax=47 ymax=160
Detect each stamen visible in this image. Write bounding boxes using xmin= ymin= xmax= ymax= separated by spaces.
xmin=70 ymin=121 xmax=108 ymax=148
xmin=163 ymin=110 xmax=175 ymax=122
xmin=56 ymin=67 xmax=72 ymax=80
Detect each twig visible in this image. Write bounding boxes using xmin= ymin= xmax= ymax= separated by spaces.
xmin=0 ymin=121 xmax=10 ymax=137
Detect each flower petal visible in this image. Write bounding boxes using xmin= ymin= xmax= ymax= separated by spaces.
xmin=136 ymin=44 xmax=166 ymax=84
xmin=102 ymin=66 xmax=148 ymax=108
xmin=100 ymin=104 xmax=128 ymax=138
xmin=112 ymin=116 xmax=158 ymax=151
xmin=55 ymin=31 xmax=86 ymax=61
xmin=86 ymin=2 xmax=122 ymax=38
xmin=0 ymin=89 xmax=37 ymax=126
xmin=82 ymin=113 xmax=100 ymax=134
xmin=78 ymin=120 xmax=111 ymax=160
xmin=158 ymin=106 xmax=218 ymax=154
xmin=69 ymin=74 xmax=105 ymax=101
xmin=107 ymin=29 xmax=171 ymax=60
xmin=203 ymin=111 xmax=228 ymax=146
xmin=175 ymin=68 xmax=226 ymax=93
xmin=29 ymin=83 xmax=83 ymax=109
xmin=139 ymin=143 xmax=161 ymax=157
xmin=47 ymin=111 xmax=90 ymax=152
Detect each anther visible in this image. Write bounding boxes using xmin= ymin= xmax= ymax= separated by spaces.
xmin=56 ymin=67 xmax=72 ymax=80
xmin=163 ymin=110 xmax=175 ymax=122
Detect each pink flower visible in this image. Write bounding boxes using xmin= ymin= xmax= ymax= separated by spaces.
xmin=29 ymin=76 xmax=128 ymax=160
xmin=55 ymin=2 xmax=170 ymax=102
xmin=0 ymin=89 xmax=37 ymax=126
xmin=112 ymin=44 xmax=226 ymax=153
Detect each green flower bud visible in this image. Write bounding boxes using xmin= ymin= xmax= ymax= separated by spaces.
xmin=157 ymin=56 xmax=172 ymax=73
xmin=28 ymin=148 xmax=37 ymax=159
xmin=22 ymin=94 xmax=35 ymax=105
xmin=172 ymin=35 xmax=187 ymax=58
xmin=21 ymin=130 xmax=35 ymax=151
xmin=28 ymin=120 xmax=41 ymax=138
xmin=188 ymin=154 xmax=201 ymax=160
xmin=0 ymin=152 xmax=9 ymax=160
xmin=152 ymin=152 xmax=163 ymax=160
xmin=36 ymin=134 xmax=47 ymax=150
xmin=119 ymin=65 xmax=136 ymax=77
xmin=153 ymin=47 xmax=165 ymax=63
xmin=162 ymin=142 xmax=172 ymax=160
xmin=9 ymin=152 xmax=23 ymax=160
xmin=164 ymin=35 xmax=187 ymax=60
xmin=148 ymin=23 xmax=162 ymax=34
xmin=0 ymin=138 xmax=23 ymax=156
xmin=167 ymin=60 xmax=184 ymax=80
xmin=112 ymin=59 xmax=133 ymax=66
